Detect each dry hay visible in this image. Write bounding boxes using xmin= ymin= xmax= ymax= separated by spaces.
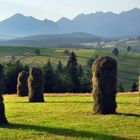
xmin=0 ymin=95 xmax=8 ymax=125
xmin=17 ymin=71 xmax=29 ymax=97
xmin=28 ymin=67 xmax=44 ymax=102
xmin=92 ymin=56 xmax=117 ymax=114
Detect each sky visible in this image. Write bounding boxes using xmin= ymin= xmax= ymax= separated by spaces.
xmin=0 ymin=0 xmax=140 ymax=21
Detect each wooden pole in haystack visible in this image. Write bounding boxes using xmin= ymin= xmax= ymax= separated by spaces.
xmin=92 ymin=56 xmax=117 ymax=114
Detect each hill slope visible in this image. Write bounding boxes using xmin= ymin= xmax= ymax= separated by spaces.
xmin=0 ymin=33 xmax=107 ymax=47
xmin=0 ymin=46 xmax=139 ymax=91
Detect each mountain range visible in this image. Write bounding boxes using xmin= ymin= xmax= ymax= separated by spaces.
xmin=0 ymin=8 xmax=140 ymax=38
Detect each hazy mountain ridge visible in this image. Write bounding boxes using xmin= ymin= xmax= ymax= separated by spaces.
xmin=0 ymin=32 xmax=107 ymax=47
xmin=0 ymin=8 xmax=140 ymax=38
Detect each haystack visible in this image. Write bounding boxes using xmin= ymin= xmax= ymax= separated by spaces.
xmin=28 ymin=67 xmax=44 ymax=102
xmin=17 ymin=71 xmax=29 ymax=96
xmin=0 ymin=96 xmax=8 ymax=125
xmin=92 ymin=56 xmax=117 ymax=114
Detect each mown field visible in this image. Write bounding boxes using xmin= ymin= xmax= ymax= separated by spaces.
xmin=0 ymin=94 xmax=140 ymax=140
xmin=83 ymin=39 xmax=140 ymax=52
xmin=0 ymin=46 xmax=140 ymax=91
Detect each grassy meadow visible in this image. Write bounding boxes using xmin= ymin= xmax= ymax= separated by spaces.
xmin=0 ymin=94 xmax=139 ymax=140
xmin=0 ymin=46 xmax=140 ymax=91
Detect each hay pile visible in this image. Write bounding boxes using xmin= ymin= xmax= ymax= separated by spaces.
xmin=28 ymin=67 xmax=44 ymax=102
xmin=17 ymin=71 xmax=29 ymax=97
xmin=0 ymin=95 xmax=8 ymax=125
xmin=92 ymin=56 xmax=117 ymax=114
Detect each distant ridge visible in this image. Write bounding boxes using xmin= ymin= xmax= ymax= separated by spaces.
xmin=0 ymin=8 xmax=140 ymax=38
xmin=0 ymin=32 xmax=107 ymax=47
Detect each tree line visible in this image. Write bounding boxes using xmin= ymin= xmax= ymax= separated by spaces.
xmin=0 ymin=51 xmax=138 ymax=94
xmin=0 ymin=52 xmax=93 ymax=94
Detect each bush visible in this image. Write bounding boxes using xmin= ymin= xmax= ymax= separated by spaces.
xmin=28 ymin=68 xmax=44 ymax=102
xmin=92 ymin=56 xmax=117 ymax=114
xmin=112 ymin=48 xmax=119 ymax=56
xmin=63 ymin=50 xmax=70 ymax=55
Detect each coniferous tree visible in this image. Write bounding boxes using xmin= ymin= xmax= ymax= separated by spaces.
xmin=56 ymin=60 xmax=63 ymax=74
xmin=23 ymin=65 xmax=29 ymax=72
xmin=77 ymin=65 xmax=84 ymax=92
xmin=131 ymin=82 xmax=138 ymax=92
xmin=87 ymin=55 xmax=98 ymax=68
xmin=79 ymin=66 xmax=92 ymax=93
xmin=87 ymin=57 xmax=95 ymax=69
xmin=54 ymin=61 xmax=64 ymax=93
xmin=66 ymin=52 xmax=80 ymax=92
xmin=118 ymin=84 xmax=125 ymax=92
xmin=0 ymin=64 xmax=5 ymax=94
xmin=77 ymin=65 xmax=83 ymax=78
xmin=5 ymin=61 xmax=23 ymax=93
xmin=43 ymin=59 xmax=55 ymax=93
xmin=35 ymin=49 xmax=41 ymax=56
xmin=112 ymin=48 xmax=119 ymax=56
xmin=127 ymin=46 xmax=131 ymax=53
xmin=60 ymin=68 xmax=73 ymax=92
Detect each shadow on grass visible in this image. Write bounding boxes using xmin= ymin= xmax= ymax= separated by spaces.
xmin=117 ymin=113 xmax=140 ymax=118
xmin=2 ymin=123 xmax=130 ymax=140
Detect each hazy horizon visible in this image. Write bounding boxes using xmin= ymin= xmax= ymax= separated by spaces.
xmin=0 ymin=0 xmax=140 ymax=21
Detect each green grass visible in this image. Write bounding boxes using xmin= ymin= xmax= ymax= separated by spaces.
xmin=83 ymin=39 xmax=140 ymax=52
xmin=0 ymin=94 xmax=140 ymax=140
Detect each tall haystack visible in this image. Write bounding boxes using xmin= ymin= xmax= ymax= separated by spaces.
xmin=17 ymin=71 xmax=29 ymax=97
xmin=92 ymin=56 xmax=117 ymax=114
xmin=28 ymin=67 xmax=44 ymax=102
xmin=0 ymin=95 xmax=8 ymax=125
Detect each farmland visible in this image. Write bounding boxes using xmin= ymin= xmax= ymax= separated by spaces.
xmin=0 ymin=94 xmax=140 ymax=140
xmin=0 ymin=46 xmax=140 ymax=91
